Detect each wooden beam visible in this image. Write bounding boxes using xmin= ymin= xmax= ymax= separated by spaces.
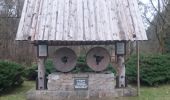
xmin=37 ymin=44 xmax=47 ymax=90
xmin=38 ymin=58 xmax=46 ymax=90
xmin=32 ymin=41 xmax=116 ymax=46
xmin=117 ymin=55 xmax=126 ymax=88
xmin=115 ymin=41 xmax=126 ymax=88
xmin=137 ymin=41 xmax=140 ymax=96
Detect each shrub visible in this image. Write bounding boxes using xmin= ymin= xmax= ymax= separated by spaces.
xmin=24 ymin=64 xmax=37 ymax=80
xmin=24 ymin=59 xmax=55 ymax=80
xmin=72 ymin=56 xmax=93 ymax=73
xmin=107 ymin=64 xmax=116 ymax=73
xmin=72 ymin=56 xmax=116 ymax=73
xmin=126 ymin=54 xmax=170 ymax=86
xmin=45 ymin=59 xmax=55 ymax=74
xmin=0 ymin=60 xmax=24 ymax=93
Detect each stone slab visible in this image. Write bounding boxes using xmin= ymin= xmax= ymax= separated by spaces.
xmin=47 ymin=73 xmax=115 ymax=91
xmin=27 ymin=73 xmax=137 ymax=100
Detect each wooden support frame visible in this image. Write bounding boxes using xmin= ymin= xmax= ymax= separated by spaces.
xmin=37 ymin=43 xmax=48 ymax=90
xmin=117 ymin=55 xmax=126 ymax=88
xmin=37 ymin=58 xmax=46 ymax=90
xmin=115 ymin=41 xmax=126 ymax=88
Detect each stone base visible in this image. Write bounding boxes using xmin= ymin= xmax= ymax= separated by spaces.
xmin=27 ymin=73 xmax=137 ymax=100
xmin=47 ymin=73 xmax=116 ymax=91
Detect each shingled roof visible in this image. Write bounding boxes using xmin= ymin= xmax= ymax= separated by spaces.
xmin=16 ymin=0 xmax=147 ymax=44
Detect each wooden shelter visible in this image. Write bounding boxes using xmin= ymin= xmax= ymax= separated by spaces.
xmin=16 ymin=0 xmax=147 ymax=94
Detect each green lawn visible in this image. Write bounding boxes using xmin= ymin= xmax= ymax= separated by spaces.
xmin=0 ymin=81 xmax=170 ymax=100
xmin=121 ymin=85 xmax=170 ymax=100
xmin=0 ymin=81 xmax=35 ymax=100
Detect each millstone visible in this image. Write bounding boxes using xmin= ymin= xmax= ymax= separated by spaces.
xmin=53 ymin=47 xmax=77 ymax=72
xmin=86 ymin=47 xmax=111 ymax=72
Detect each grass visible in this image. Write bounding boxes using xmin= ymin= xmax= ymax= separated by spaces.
xmin=0 ymin=81 xmax=170 ymax=100
xmin=121 ymin=85 xmax=170 ymax=100
xmin=0 ymin=81 xmax=35 ymax=100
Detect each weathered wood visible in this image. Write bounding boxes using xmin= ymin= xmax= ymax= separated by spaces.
xmin=62 ymin=0 xmax=70 ymax=40
xmin=115 ymin=41 xmax=126 ymax=88
xmin=33 ymin=40 xmax=115 ymax=46
xmin=16 ymin=0 xmax=147 ymax=41
xmin=38 ymin=58 xmax=45 ymax=90
xmin=16 ymin=0 xmax=28 ymax=40
xmin=117 ymin=55 xmax=126 ymax=88
xmin=56 ymin=0 xmax=65 ymax=40
xmin=77 ymin=0 xmax=84 ymax=40
xmin=137 ymin=41 xmax=140 ymax=96
xmin=83 ymin=0 xmax=90 ymax=40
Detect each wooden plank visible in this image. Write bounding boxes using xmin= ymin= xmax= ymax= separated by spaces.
xmin=49 ymin=0 xmax=59 ymax=40
xmin=124 ymin=0 xmax=132 ymax=40
xmin=127 ymin=0 xmax=138 ymax=40
xmin=115 ymin=0 xmax=127 ymax=40
xmin=109 ymin=0 xmax=120 ymax=40
xmin=46 ymin=0 xmax=53 ymax=41
xmin=30 ymin=0 xmax=41 ymax=40
xmin=133 ymin=0 xmax=147 ymax=40
xmin=76 ymin=0 xmax=84 ymax=41
xmin=56 ymin=0 xmax=65 ymax=40
xmin=83 ymin=0 xmax=90 ymax=41
xmin=98 ymin=0 xmax=107 ymax=41
xmin=102 ymin=0 xmax=111 ymax=40
xmin=87 ymin=0 xmax=96 ymax=41
xmin=16 ymin=0 xmax=148 ymax=41
xmin=24 ymin=0 xmax=36 ymax=39
xmin=132 ymin=0 xmax=143 ymax=40
xmin=117 ymin=55 xmax=126 ymax=88
xmin=67 ymin=0 xmax=77 ymax=41
xmin=118 ymin=0 xmax=129 ymax=40
xmin=62 ymin=0 xmax=70 ymax=40
xmin=94 ymin=0 xmax=100 ymax=40
xmin=38 ymin=0 xmax=48 ymax=40
xmin=128 ymin=0 xmax=141 ymax=40
xmin=16 ymin=0 xmax=29 ymax=40
xmin=38 ymin=58 xmax=45 ymax=90
xmin=97 ymin=0 xmax=108 ymax=41
xmin=124 ymin=0 xmax=135 ymax=40
xmin=119 ymin=0 xmax=131 ymax=40
xmin=43 ymin=0 xmax=50 ymax=40
xmin=35 ymin=0 xmax=44 ymax=40
xmin=72 ymin=0 xmax=78 ymax=41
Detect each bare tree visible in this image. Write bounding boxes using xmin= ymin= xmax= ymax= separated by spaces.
xmin=139 ymin=0 xmax=170 ymax=53
xmin=0 ymin=0 xmax=36 ymax=65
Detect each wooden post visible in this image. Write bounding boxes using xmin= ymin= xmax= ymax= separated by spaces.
xmin=38 ymin=58 xmax=46 ymax=90
xmin=137 ymin=41 xmax=140 ymax=96
xmin=117 ymin=55 xmax=126 ymax=87
xmin=115 ymin=42 xmax=126 ymax=88
xmin=37 ymin=44 xmax=48 ymax=90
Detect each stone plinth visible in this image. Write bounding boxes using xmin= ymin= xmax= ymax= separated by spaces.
xmin=47 ymin=73 xmax=115 ymax=91
xmin=27 ymin=73 xmax=136 ymax=100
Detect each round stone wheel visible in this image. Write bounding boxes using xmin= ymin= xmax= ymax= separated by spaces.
xmin=86 ymin=47 xmax=111 ymax=72
xmin=54 ymin=47 xmax=77 ymax=72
